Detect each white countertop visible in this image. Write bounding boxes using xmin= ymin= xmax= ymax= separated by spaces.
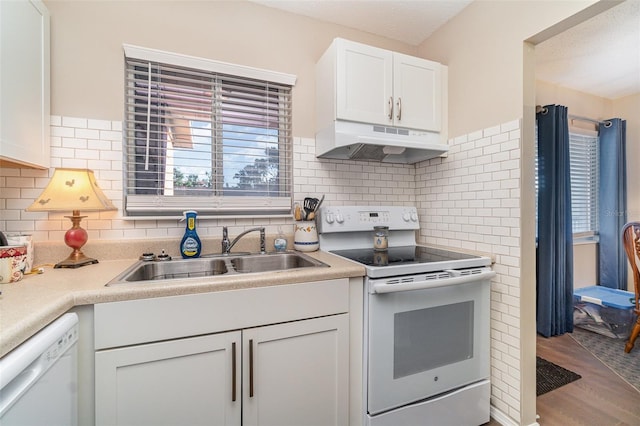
xmin=0 ymin=250 xmax=365 ymax=358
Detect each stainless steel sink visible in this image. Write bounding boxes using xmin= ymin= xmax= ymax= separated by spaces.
xmin=107 ymin=252 xmax=327 ymax=286
xmin=231 ymin=253 xmax=321 ymax=273
xmin=116 ymin=258 xmax=228 ymax=282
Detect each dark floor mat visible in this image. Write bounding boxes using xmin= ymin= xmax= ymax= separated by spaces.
xmin=536 ymin=356 xmax=582 ymax=396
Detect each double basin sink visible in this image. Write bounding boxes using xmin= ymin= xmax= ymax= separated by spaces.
xmin=107 ymin=252 xmax=328 ymax=286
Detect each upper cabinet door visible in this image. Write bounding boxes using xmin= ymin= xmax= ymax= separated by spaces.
xmin=393 ymin=53 xmax=442 ymax=132
xmin=0 ymin=0 xmax=50 ymax=169
xmin=335 ymin=39 xmax=393 ymax=125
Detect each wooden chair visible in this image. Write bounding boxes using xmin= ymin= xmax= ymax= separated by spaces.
xmin=623 ymin=222 xmax=640 ymax=353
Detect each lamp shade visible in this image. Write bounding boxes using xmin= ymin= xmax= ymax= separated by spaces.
xmin=27 ymin=168 xmax=117 ymax=212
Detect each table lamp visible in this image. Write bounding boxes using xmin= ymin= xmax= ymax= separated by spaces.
xmin=26 ymin=168 xmax=117 ymax=268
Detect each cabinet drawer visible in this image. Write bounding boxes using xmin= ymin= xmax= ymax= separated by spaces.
xmin=94 ymin=278 xmax=349 ymax=349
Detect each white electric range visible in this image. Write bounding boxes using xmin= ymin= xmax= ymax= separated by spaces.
xmin=318 ymin=205 xmax=494 ymax=426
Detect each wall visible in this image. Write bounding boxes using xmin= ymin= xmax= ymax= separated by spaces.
xmin=3 ymin=0 xmax=426 ymax=246
xmin=612 ymin=93 xmax=640 ymax=223
xmin=1 ymin=116 xmax=415 ymax=246
xmin=0 ymin=2 xmax=609 ymax=426
xmin=416 ymin=0 xmax=601 ymax=139
xmin=45 ymin=0 xmax=416 ymax=138
xmin=416 ymin=1 xmax=602 ymax=425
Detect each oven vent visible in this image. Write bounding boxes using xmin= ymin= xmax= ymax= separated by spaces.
xmin=427 ymin=272 xmax=451 ymax=280
xmin=386 ymin=272 xmax=450 ymax=284
xmin=380 ymin=269 xmax=486 ymax=286
xmin=385 ymin=277 xmax=417 ymax=285
xmin=459 ymin=267 xmax=486 ymax=276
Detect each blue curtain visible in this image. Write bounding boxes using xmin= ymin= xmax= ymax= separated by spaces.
xmin=598 ymin=119 xmax=627 ymax=289
xmin=536 ymin=105 xmax=574 ymax=337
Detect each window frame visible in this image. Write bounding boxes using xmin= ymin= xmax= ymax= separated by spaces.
xmin=122 ymin=44 xmax=296 ymax=218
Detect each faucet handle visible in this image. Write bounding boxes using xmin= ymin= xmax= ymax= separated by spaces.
xmin=221 ymin=226 xmax=230 ymax=254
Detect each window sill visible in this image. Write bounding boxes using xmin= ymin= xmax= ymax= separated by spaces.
xmin=573 ymin=234 xmax=599 ymax=245
xmin=121 ymin=213 xmax=293 ymax=221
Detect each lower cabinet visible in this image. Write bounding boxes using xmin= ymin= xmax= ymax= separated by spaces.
xmin=95 ymin=314 xmax=349 ymax=426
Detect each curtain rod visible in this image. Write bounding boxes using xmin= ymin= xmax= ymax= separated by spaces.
xmin=536 ymin=105 xmax=612 ymax=127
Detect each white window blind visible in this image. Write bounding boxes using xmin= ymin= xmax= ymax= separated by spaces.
xmin=569 ymin=131 xmax=599 ymax=234
xmin=123 ymin=45 xmax=295 ymax=216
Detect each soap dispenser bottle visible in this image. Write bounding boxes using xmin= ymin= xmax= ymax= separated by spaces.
xmin=180 ymin=210 xmax=202 ymax=258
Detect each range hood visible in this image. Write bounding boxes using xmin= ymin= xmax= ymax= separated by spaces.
xmin=316 ymin=121 xmax=448 ymax=164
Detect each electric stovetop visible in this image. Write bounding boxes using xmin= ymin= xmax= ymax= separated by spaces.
xmin=329 ymin=245 xmax=491 ymax=278
xmin=330 ymin=245 xmax=479 ymax=266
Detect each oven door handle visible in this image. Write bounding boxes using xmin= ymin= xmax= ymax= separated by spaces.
xmin=371 ymin=270 xmax=496 ymax=294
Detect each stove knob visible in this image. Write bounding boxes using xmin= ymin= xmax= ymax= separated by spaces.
xmin=335 ymin=213 xmax=344 ymax=223
xmin=325 ymin=213 xmax=335 ymax=224
xmin=402 ymin=212 xmax=411 ymax=222
xmin=411 ymin=212 xmax=418 ymax=222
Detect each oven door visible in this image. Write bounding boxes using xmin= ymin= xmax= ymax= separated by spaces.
xmin=366 ymin=271 xmax=493 ymax=415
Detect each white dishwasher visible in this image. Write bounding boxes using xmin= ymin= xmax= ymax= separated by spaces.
xmin=0 ymin=312 xmax=78 ymax=425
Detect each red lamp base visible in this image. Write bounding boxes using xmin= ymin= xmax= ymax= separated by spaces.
xmin=54 ymin=210 xmax=99 ymax=269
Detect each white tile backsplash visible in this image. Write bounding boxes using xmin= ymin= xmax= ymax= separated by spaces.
xmin=416 ymin=118 xmax=522 ymax=420
xmin=0 ymin=115 xmax=522 ymax=420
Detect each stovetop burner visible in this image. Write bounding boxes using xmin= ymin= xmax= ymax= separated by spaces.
xmin=330 ymin=245 xmax=481 ymax=267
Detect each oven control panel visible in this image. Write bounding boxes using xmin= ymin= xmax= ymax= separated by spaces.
xmin=318 ymin=205 xmax=419 ymax=233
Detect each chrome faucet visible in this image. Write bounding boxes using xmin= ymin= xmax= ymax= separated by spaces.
xmin=222 ymin=226 xmax=266 ymax=254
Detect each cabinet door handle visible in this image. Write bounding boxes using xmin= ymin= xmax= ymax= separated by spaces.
xmin=231 ymin=341 xmax=237 ymax=402
xmin=388 ymin=97 xmax=393 ymax=120
xmin=397 ymin=97 xmax=402 ymax=121
xmin=249 ymin=339 xmax=255 ymax=398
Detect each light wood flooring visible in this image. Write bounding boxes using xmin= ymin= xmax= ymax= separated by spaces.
xmin=485 ymin=333 xmax=640 ymax=425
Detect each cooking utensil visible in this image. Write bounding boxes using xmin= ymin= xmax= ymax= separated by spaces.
xmin=294 ymin=202 xmax=302 ymax=221
xmin=314 ymin=195 xmax=325 ymax=212
xmin=306 ymin=195 xmax=324 ymax=221
xmin=303 ymin=198 xmax=318 ymax=220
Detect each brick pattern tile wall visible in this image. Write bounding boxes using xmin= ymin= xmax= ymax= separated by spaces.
xmin=415 ymin=119 xmax=522 ymax=421
xmin=0 ymin=114 xmax=522 ymax=420
xmin=0 ymin=116 xmax=414 ymax=242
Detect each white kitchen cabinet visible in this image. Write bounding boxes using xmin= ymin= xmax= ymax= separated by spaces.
xmin=318 ymin=38 xmax=445 ymax=132
xmin=243 ymin=315 xmax=349 ymax=426
xmin=0 ymin=0 xmax=50 ymax=169
xmin=95 ymin=331 xmax=242 ymax=426
xmin=95 ymin=316 xmax=348 ymax=426
xmin=94 ymin=279 xmax=350 ymax=426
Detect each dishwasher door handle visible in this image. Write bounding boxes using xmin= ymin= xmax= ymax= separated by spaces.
xmin=372 ymin=270 xmax=496 ymax=294
xmin=0 ymin=367 xmax=42 ymax=416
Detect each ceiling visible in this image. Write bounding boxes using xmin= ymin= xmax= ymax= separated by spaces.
xmin=252 ymin=0 xmax=640 ymax=100
xmin=251 ymin=0 xmax=473 ymax=45
xmin=535 ymin=0 xmax=640 ymax=100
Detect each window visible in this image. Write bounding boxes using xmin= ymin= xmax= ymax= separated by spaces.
xmin=569 ymin=131 xmax=599 ymax=235
xmin=123 ymin=45 xmax=295 ymax=216
xmin=535 ymin=127 xmax=599 ymax=236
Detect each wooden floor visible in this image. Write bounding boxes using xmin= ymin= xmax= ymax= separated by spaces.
xmin=484 ymin=333 xmax=640 ymax=425
xmin=535 ymin=333 xmax=640 ymax=425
